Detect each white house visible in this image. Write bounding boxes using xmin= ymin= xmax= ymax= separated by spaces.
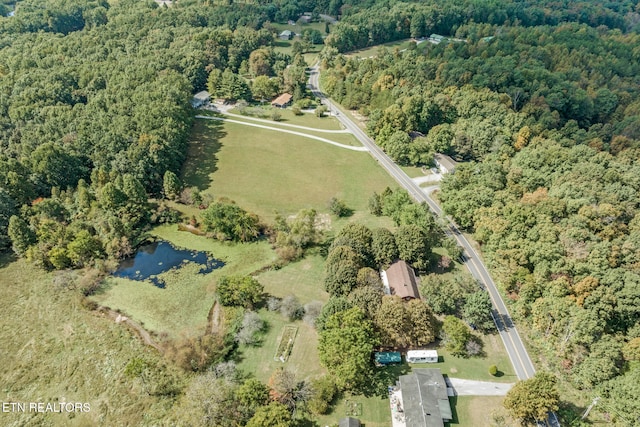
xmin=279 ymin=30 xmax=294 ymax=40
xmin=434 ymin=153 xmax=457 ymax=174
xmin=191 ymin=90 xmax=210 ymax=108
xmin=406 ymin=350 xmax=439 ymax=363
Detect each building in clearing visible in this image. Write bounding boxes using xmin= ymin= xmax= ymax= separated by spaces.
xmin=271 ymin=93 xmax=293 ymax=108
xmin=429 ymin=34 xmax=446 ymax=44
xmin=381 ymin=260 xmax=420 ymax=300
xmin=339 ymin=417 xmax=361 ymax=427
xmin=434 ymin=153 xmax=457 ymax=174
xmin=406 ymin=350 xmax=439 ymax=363
xmin=279 ymin=30 xmax=294 ymax=40
xmin=191 ymin=90 xmax=210 ymax=108
xmin=397 ymin=369 xmax=453 ymax=427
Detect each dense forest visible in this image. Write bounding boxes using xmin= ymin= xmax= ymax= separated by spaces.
xmin=2 ymin=0 xmax=640 ymax=424
xmin=319 ymin=1 xmax=640 ymax=423
xmin=0 ymin=0 xmax=305 ymax=266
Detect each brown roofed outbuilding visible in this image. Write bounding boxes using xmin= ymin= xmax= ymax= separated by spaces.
xmin=271 ymin=93 xmax=293 ymax=108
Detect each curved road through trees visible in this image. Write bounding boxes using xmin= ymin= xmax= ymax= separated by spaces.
xmin=308 ymin=64 xmax=560 ymax=426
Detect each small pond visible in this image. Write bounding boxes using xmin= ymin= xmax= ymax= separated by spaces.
xmin=113 ymin=240 xmax=224 ymax=288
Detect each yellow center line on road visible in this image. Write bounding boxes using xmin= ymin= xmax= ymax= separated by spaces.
xmin=463 ymin=243 xmax=534 ymax=379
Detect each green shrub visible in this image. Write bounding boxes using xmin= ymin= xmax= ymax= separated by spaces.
xmin=489 ymin=364 xmax=498 ymax=376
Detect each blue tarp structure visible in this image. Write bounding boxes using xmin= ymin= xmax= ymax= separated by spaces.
xmin=374 ymin=351 xmax=402 ymax=365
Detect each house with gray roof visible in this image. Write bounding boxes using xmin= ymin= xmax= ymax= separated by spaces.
xmin=397 ymin=369 xmax=453 ymax=427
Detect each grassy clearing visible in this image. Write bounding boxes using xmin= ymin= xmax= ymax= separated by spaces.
xmin=236 ymin=254 xmax=329 ymax=380
xmin=316 ymin=395 xmax=392 ymax=427
xmin=449 ymin=396 xmax=511 ymax=427
xmin=0 ymin=255 xmax=177 ymax=426
xmin=91 ymin=225 xmax=276 ymax=338
xmin=212 ymin=113 xmax=360 ymax=146
xmin=226 ymin=106 xmax=344 ymax=131
xmin=257 ymin=253 xmax=329 ymax=304
xmin=401 ymin=165 xmax=427 ymax=178
xmin=346 ymin=39 xmax=415 ymax=58
xmin=273 ymin=39 xmax=323 ymax=58
xmin=234 ymin=310 xmax=325 ymax=383
xmin=425 ymin=333 xmax=517 ymax=383
xmin=183 ymin=120 xmax=397 ymax=221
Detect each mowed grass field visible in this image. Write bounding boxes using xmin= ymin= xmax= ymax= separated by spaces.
xmin=0 ymin=255 xmax=177 ymax=426
xmin=90 ymin=224 xmax=277 ymax=339
xmin=345 ymin=38 xmax=433 ymax=59
xmin=420 ymin=333 xmax=517 ymax=383
xmin=450 ymin=396 xmax=512 ymax=427
xmin=234 ymin=310 xmax=326 ymax=383
xmin=183 ymin=119 xmax=397 ymax=221
xmin=226 ymin=107 xmax=345 ymax=130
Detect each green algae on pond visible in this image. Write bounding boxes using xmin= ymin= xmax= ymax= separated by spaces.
xmin=113 ymin=240 xmax=224 ymax=288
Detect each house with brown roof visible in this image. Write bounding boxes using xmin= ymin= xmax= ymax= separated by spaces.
xmin=381 ymin=260 xmax=420 ymax=300
xmin=271 ymin=93 xmax=293 ymax=108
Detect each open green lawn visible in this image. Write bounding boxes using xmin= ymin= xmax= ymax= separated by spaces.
xmin=236 ymin=254 xmax=328 ymax=381
xmin=234 ymin=310 xmax=326 ymax=383
xmin=90 ymin=225 xmax=277 ymax=338
xmin=401 ymin=165 xmax=428 ymax=178
xmin=317 ymin=395 xmax=392 ymax=427
xmin=0 ymin=255 xmax=178 ymax=426
xmin=345 ymin=39 xmax=415 ymax=58
xmin=210 ymin=113 xmax=360 ymax=146
xmin=257 ymin=253 xmax=329 ymax=304
xmin=183 ymin=119 xmax=397 ymax=221
xmin=271 ymin=21 xmax=329 ymax=34
xmin=425 ymin=333 xmax=517 ymax=383
xmin=448 ymin=396 xmax=511 ymax=427
xmin=225 ymin=107 xmax=344 ymax=131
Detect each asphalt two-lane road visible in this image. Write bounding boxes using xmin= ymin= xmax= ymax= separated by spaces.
xmin=308 ymin=64 xmax=538 ymax=381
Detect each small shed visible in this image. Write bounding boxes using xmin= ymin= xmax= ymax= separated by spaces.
xmin=339 ymin=417 xmax=361 ymax=427
xmin=191 ymin=90 xmax=210 ymax=108
xmin=434 ymin=153 xmax=457 ymax=174
xmin=271 ymin=93 xmax=293 ymax=108
xmin=382 ymin=260 xmax=420 ymax=301
xmin=279 ymin=30 xmax=294 ymax=40
xmin=406 ymin=350 xmax=438 ymax=363
xmin=375 ymin=351 xmax=402 ymax=366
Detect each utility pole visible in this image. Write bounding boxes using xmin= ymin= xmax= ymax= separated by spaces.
xmin=581 ymin=396 xmax=599 ymax=420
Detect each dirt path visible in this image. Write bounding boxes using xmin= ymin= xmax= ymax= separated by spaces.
xmin=222 ymin=111 xmax=351 ymax=133
xmin=445 ymin=378 xmax=514 ymax=396
xmin=195 ymin=115 xmax=368 ymax=152
xmin=207 ymin=300 xmax=223 ymax=335
xmin=98 ymin=306 xmax=162 ymax=352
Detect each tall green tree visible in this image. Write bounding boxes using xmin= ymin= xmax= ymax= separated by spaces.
xmin=201 ymin=201 xmax=261 ymax=242
xmin=395 ymin=224 xmax=431 ymax=270
xmin=216 ymin=275 xmax=264 ymax=309
xmin=8 ymin=215 xmax=36 ymax=256
xmin=163 ymin=171 xmax=182 ymax=200
xmin=318 ymin=307 xmax=378 ymax=391
xmin=246 ymin=402 xmax=292 ymax=427
xmin=442 ymin=315 xmax=471 ymax=357
xmin=503 ymin=372 xmax=560 ymax=425
xmin=324 ymin=245 xmax=362 ymax=296
xmin=463 ymin=291 xmax=494 ymax=332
